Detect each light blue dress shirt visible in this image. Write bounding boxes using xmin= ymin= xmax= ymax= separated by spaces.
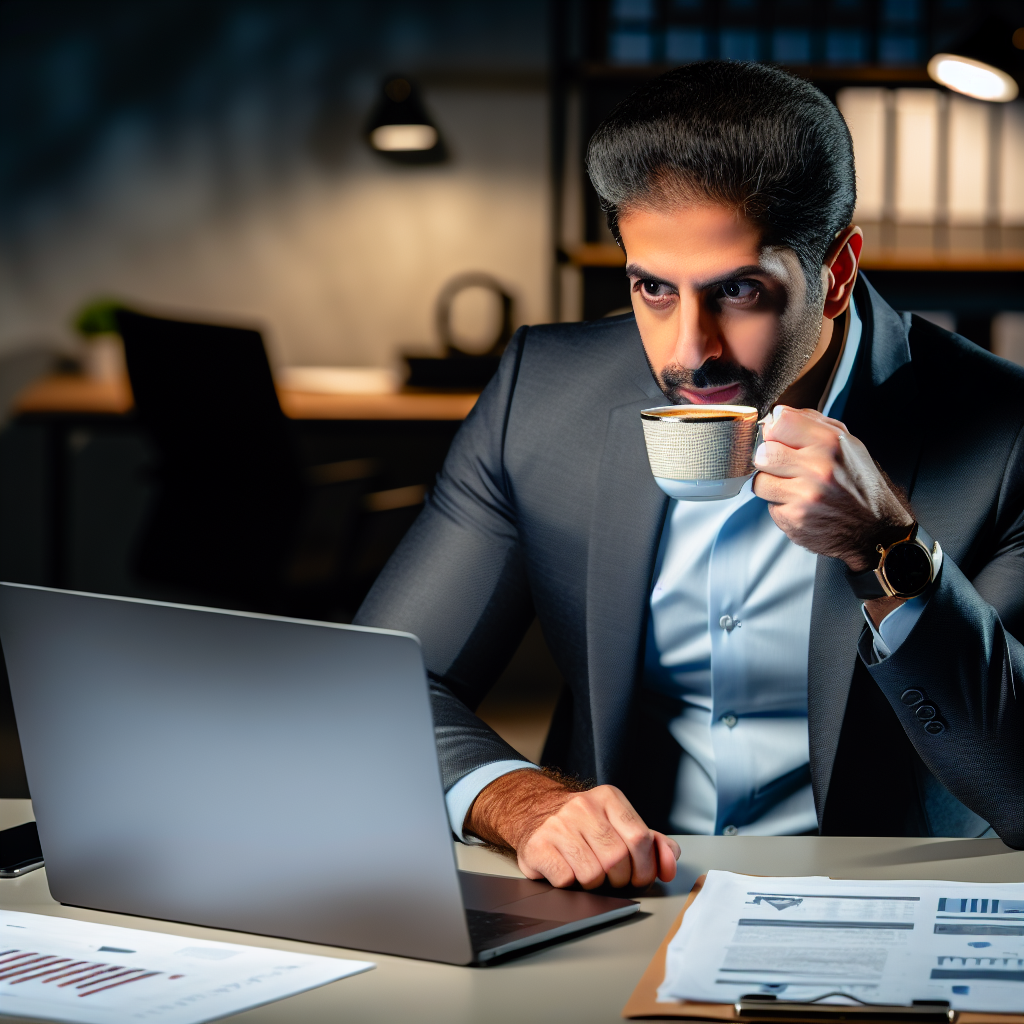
xmin=446 ymin=299 xmax=929 ymax=843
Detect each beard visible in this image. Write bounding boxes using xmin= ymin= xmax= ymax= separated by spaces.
xmin=655 ymin=304 xmax=825 ymax=417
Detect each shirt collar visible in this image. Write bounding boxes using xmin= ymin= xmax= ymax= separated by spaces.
xmin=820 ymin=295 xmax=862 ymax=422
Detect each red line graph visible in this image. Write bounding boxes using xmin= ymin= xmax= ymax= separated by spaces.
xmin=0 ymin=949 xmax=184 ymax=998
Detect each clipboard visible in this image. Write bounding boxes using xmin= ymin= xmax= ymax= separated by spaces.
xmin=622 ymin=875 xmax=1024 ymax=1023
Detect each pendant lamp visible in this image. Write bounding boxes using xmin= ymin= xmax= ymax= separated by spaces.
xmin=927 ymin=17 xmax=1022 ymax=102
xmin=366 ymin=76 xmax=446 ymax=164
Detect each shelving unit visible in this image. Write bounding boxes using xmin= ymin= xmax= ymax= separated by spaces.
xmin=548 ymin=1 xmax=1024 ymax=347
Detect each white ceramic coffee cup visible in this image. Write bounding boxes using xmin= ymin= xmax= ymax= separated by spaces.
xmin=640 ymin=404 xmax=761 ymax=500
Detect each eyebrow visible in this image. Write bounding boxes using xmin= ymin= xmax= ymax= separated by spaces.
xmin=624 ymin=262 xmax=768 ymax=291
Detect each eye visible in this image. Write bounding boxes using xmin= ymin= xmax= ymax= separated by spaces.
xmin=716 ymin=280 xmax=759 ymax=304
xmin=633 ymin=278 xmax=676 ymax=305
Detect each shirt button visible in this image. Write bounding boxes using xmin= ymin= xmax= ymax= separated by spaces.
xmin=722 ymin=825 xmax=739 ymax=836
xmin=721 ymin=713 xmax=738 ymax=728
xmin=719 ymin=615 xmax=736 ymax=631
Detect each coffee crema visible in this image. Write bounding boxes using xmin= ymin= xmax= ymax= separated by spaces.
xmin=640 ymin=404 xmax=758 ymax=424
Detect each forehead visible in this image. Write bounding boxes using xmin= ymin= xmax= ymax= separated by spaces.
xmin=618 ymin=203 xmax=799 ymax=284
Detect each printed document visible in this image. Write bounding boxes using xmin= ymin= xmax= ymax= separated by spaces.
xmin=0 ymin=909 xmax=373 ymax=1024
xmin=659 ymin=871 xmax=1024 ymax=1013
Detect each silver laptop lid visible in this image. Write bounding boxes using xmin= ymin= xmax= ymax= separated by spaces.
xmin=0 ymin=583 xmax=474 ymax=965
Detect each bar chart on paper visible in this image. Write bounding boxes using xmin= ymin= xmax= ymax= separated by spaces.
xmin=0 ymin=910 xmax=373 ymax=1024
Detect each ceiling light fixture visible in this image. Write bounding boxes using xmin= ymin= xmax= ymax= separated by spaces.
xmin=928 ymin=53 xmax=1018 ymax=102
xmin=927 ymin=18 xmax=1022 ymax=103
xmin=366 ymin=76 xmax=445 ymax=163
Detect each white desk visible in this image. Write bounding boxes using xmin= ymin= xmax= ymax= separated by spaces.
xmin=0 ymin=800 xmax=1020 ymax=1024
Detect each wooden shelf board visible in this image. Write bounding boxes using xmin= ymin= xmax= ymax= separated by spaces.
xmin=578 ymin=62 xmax=931 ymax=84
xmin=14 ymin=375 xmax=479 ymax=421
xmin=568 ymin=243 xmax=625 ymax=267
xmin=860 ymin=249 xmax=1024 ymax=271
xmin=566 ymin=243 xmax=1024 ymax=273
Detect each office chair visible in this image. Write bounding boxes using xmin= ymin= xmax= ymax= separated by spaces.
xmin=117 ymin=310 xmax=368 ymax=615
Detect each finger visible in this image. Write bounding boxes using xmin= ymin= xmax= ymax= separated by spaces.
xmin=654 ymin=834 xmax=679 ymax=882
xmin=581 ymin=817 xmax=633 ymax=888
xmin=544 ymin=791 xmax=628 ymax=885
xmin=752 ymin=468 xmax=806 ymax=505
xmin=587 ymin=787 xmax=659 ymax=887
xmin=518 ymin=836 xmax=576 ymax=888
xmin=763 ymin=405 xmax=842 ymax=449
xmin=545 ymin=820 xmax=610 ymax=889
xmin=753 ymin=439 xmax=803 ymax=478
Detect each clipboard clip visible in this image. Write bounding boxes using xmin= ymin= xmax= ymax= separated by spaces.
xmin=736 ymin=994 xmax=955 ymax=1023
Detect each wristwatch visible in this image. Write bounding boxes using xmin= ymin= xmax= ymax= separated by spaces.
xmin=846 ymin=523 xmax=938 ymax=600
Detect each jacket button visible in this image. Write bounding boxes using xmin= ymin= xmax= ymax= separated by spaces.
xmin=924 ymin=721 xmax=945 ymax=735
xmin=915 ymin=704 xmax=937 ymax=721
xmin=901 ymin=689 xmax=925 ymax=706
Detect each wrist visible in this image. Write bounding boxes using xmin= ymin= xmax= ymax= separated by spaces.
xmin=843 ymin=514 xmax=915 ymax=572
xmin=465 ymin=769 xmax=576 ymax=851
xmin=863 ymin=594 xmax=904 ymax=629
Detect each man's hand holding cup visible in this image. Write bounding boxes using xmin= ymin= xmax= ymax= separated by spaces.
xmin=751 ymin=405 xmax=914 ymax=579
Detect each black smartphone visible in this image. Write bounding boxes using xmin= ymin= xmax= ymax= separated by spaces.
xmin=0 ymin=821 xmax=43 ymax=878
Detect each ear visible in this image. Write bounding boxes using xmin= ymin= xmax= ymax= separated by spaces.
xmin=822 ymin=225 xmax=864 ymax=321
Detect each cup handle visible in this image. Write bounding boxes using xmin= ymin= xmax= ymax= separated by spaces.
xmin=752 ymin=418 xmax=767 ymax=468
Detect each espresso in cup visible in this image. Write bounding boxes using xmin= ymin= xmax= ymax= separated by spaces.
xmin=640 ymin=404 xmax=760 ymax=500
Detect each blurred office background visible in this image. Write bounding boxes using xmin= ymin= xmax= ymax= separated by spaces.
xmin=1 ymin=0 xmax=1023 ymax=794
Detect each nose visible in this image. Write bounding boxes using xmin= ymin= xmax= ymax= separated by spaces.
xmin=672 ymin=290 xmax=722 ymax=369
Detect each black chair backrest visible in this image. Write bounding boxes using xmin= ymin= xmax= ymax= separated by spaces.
xmin=116 ymin=310 xmax=298 ymax=487
xmin=116 ymin=310 xmax=306 ymax=601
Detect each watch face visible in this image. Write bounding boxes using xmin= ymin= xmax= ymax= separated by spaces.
xmin=884 ymin=541 xmax=932 ymax=596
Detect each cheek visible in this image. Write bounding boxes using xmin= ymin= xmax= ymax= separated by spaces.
xmin=720 ymin=310 xmax=781 ymax=372
xmin=631 ymin=294 xmax=679 ymax=369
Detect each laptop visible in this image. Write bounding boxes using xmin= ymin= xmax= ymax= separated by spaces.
xmin=0 ymin=583 xmax=638 ymax=964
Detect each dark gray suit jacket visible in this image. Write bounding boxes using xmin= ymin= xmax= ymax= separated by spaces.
xmin=355 ymin=276 xmax=1024 ymax=848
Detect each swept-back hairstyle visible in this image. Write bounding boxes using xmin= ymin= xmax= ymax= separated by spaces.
xmin=586 ymin=61 xmax=856 ymax=295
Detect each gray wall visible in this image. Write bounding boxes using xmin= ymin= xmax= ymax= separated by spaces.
xmin=0 ymin=1 xmax=552 ymax=370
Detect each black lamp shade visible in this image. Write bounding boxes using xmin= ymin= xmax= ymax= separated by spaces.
xmin=366 ymin=76 xmax=446 ymax=164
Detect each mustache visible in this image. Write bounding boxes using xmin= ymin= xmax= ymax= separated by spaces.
xmin=658 ymin=360 xmax=762 ymax=392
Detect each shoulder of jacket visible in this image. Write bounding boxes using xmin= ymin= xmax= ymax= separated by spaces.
xmin=518 ymin=313 xmax=638 ymax=349
xmin=907 ymin=315 xmax=1024 ymax=395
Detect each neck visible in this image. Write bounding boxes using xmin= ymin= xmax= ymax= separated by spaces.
xmin=777 ymin=308 xmax=848 ymax=412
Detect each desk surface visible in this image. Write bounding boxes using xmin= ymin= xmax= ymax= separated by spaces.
xmin=13 ymin=375 xmax=479 ymax=421
xmin=0 ymin=800 xmax=1020 ymax=1024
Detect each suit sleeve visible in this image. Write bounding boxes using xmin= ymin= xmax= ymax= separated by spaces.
xmin=861 ymin=422 xmax=1024 ymax=849
xmin=354 ymin=328 xmax=536 ymax=792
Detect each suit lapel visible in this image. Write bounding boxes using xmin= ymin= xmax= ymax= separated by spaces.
xmin=585 ymin=363 xmax=668 ymax=783
xmin=808 ymin=275 xmax=927 ymax=819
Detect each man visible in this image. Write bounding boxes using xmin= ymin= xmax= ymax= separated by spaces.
xmin=356 ymin=62 xmax=1024 ymax=888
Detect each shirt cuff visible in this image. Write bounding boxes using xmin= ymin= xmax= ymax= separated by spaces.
xmin=860 ymin=541 xmax=942 ymax=664
xmin=445 ymin=760 xmax=540 ymax=844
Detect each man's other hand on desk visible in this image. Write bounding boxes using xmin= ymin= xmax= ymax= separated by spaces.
xmin=464 ymin=770 xmax=680 ymax=889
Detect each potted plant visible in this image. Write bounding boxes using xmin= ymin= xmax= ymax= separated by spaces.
xmin=74 ymin=298 xmax=126 ymax=381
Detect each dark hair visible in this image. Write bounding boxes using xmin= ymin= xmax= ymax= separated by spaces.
xmin=586 ymin=62 xmax=856 ymax=295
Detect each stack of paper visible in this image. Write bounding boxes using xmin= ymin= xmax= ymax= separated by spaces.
xmin=0 ymin=910 xmax=373 ymax=1024
xmin=659 ymin=871 xmax=1024 ymax=1014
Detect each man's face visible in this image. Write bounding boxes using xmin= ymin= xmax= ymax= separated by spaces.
xmin=618 ymin=203 xmax=826 ymax=416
